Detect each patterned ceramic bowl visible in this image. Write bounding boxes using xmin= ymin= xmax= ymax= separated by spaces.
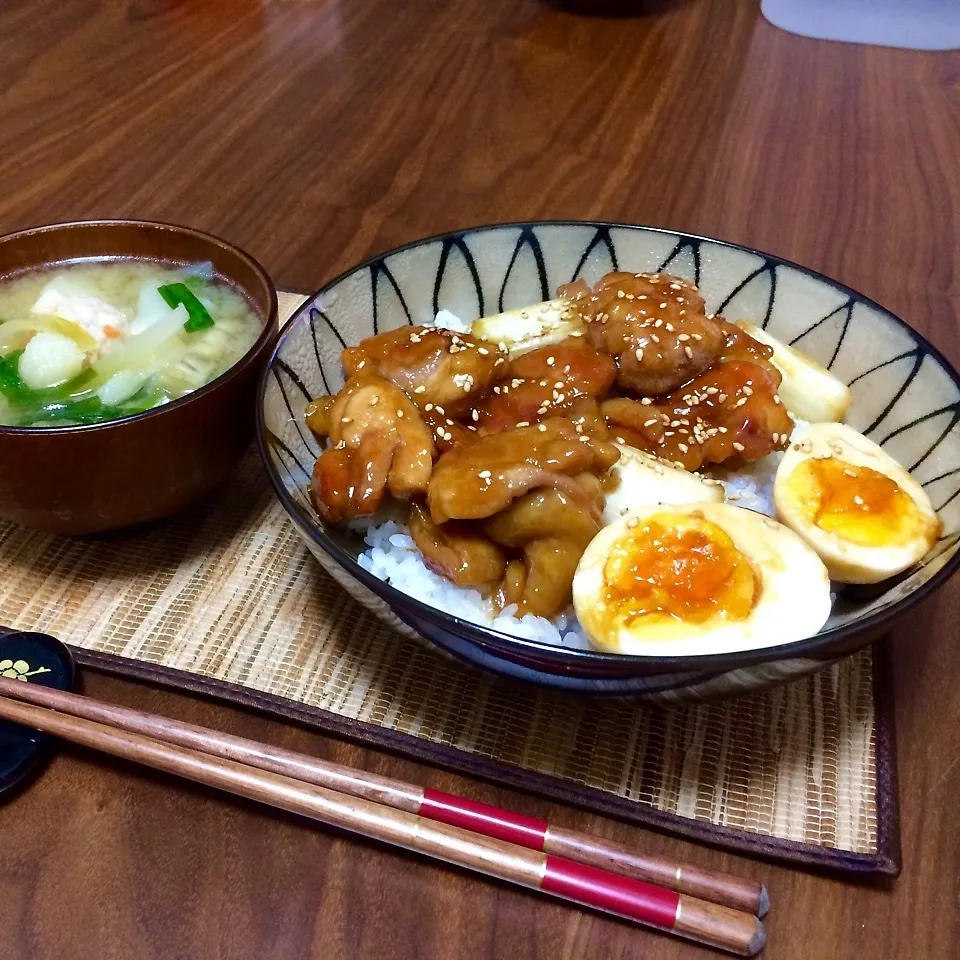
xmin=258 ymin=223 xmax=960 ymax=698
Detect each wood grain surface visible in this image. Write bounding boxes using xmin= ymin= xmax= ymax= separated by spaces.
xmin=0 ymin=0 xmax=958 ymax=957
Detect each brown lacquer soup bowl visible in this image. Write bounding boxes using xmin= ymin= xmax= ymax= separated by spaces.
xmin=258 ymin=222 xmax=960 ymax=698
xmin=0 ymin=220 xmax=277 ymax=535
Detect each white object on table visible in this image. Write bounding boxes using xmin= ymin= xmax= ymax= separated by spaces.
xmin=761 ymin=0 xmax=960 ymax=51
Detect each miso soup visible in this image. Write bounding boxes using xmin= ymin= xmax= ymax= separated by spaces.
xmin=0 ymin=260 xmax=262 ymax=427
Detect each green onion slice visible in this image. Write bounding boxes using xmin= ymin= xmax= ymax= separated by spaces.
xmin=157 ymin=282 xmax=215 ymax=333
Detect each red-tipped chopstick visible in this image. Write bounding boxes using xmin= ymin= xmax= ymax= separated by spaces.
xmin=0 ymin=683 xmax=765 ymax=955
xmin=0 ymin=676 xmax=766 ymax=916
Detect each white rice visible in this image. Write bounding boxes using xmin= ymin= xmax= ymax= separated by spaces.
xmin=355 ymin=517 xmax=592 ymax=649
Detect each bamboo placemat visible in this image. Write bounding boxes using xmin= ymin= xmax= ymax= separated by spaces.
xmin=0 ymin=292 xmax=899 ymax=875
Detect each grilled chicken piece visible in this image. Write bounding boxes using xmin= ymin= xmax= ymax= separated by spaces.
xmin=485 ymin=488 xmax=603 ymax=619
xmin=427 ymin=419 xmax=619 ymax=524
xmin=471 ymin=337 xmax=617 ymax=433
xmin=310 ymin=374 xmax=435 ymax=522
xmin=560 ymin=272 xmax=726 ymax=396
xmin=341 ymin=325 xmax=507 ymax=416
xmin=603 ymin=360 xmax=794 ymax=471
xmin=408 ymin=502 xmax=506 ymax=588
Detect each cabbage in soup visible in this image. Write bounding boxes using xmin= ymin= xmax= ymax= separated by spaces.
xmin=0 ymin=260 xmax=261 ymax=427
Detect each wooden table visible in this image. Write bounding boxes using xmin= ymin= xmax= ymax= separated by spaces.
xmin=1 ymin=1 xmax=958 ymax=957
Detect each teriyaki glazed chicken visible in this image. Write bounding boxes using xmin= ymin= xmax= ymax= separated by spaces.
xmin=303 ymin=272 xmax=941 ymax=657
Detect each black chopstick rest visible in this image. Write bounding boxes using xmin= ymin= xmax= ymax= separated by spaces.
xmin=0 ymin=630 xmax=74 ymax=797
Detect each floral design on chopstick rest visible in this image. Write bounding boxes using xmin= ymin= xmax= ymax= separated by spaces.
xmin=0 ymin=659 xmax=51 ymax=681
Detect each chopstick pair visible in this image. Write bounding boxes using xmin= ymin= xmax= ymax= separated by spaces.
xmin=0 ymin=677 xmax=767 ymax=956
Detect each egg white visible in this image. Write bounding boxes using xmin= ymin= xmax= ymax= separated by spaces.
xmin=573 ymin=501 xmax=833 ymax=657
xmin=602 ymin=443 xmax=724 ymax=526
xmin=773 ymin=422 xmax=941 ymax=584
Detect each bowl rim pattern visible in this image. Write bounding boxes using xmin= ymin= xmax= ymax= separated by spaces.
xmin=257 ymin=219 xmax=960 ymax=672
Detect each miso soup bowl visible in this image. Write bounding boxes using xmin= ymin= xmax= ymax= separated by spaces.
xmin=0 ymin=220 xmax=277 ymax=535
xmin=259 ymin=221 xmax=960 ymax=699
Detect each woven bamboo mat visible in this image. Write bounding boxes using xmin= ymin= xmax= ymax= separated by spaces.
xmin=0 ymin=292 xmax=898 ymax=875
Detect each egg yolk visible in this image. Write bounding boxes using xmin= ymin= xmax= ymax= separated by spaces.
xmin=600 ymin=513 xmax=757 ymax=628
xmin=786 ymin=456 xmax=923 ymax=547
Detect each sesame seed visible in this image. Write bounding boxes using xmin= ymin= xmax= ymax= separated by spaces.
xmin=617 ymin=290 xmax=625 ymax=298
xmin=472 ymin=410 xmax=479 ymax=421
xmin=341 ymin=417 xmax=352 ymax=424
xmin=742 ymin=386 xmax=753 ymax=396
xmin=478 ymin=347 xmax=489 ymax=356
xmin=684 ymin=346 xmax=694 ymax=359
xmin=733 ymin=442 xmax=745 ymax=452
xmin=641 ymin=398 xmax=653 ymax=405
xmin=370 ymin=396 xmax=380 ymax=406
xmin=396 ymin=410 xmax=404 ymax=418
xmin=678 ymin=443 xmax=689 ymax=453
xmin=651 ymin=334 xmax=660 ymax=343
xmin=424 ymin=403 xmax=434 ymax=411
xmin=538 ymin=424 xmax=547 ymax=432
xmin=479 ymin=470 xmax=491 ymax=478
xmin=854 ymin=495 xmax=864 ymax=505
xmin=678 ymin=333 xmax=690 ymax=341
xmin=435 ymin=406 xmax=445 ymax=415
xmin=665 ymin=323 xmax=675 ymax=333
xmin=414 ymin=385 xmax=427 ymax=394
xmin=659 ymin=302 xmax=667 ymax=309
xmin=516 ymin=421 xmax=529 ymax=428
xmin=635 ymin=348 xmax=644 ymax=361
xmin=498 ymin=342 xmax=507 ymax=352
xmin=547 ymin=357 xmax=555 ymax=366
xmin=735 ymin=397 xmax=747 ymax=407
xmin=644 ymin=419 xmax=657 ymax=426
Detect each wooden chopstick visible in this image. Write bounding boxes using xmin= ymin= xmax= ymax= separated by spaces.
xmin=0 ymin=676 xmax=767 ymax=917
xmin=0 ymin=681 xmax=766 ymax=956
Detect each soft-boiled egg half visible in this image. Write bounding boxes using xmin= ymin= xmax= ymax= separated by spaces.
xmin=602 ymin=443 xmax=724 ymax=526
xmin=773 ymin=422 xmax=941 ymax=584
xmin=573 ymin=502 xmax=832 ymax=657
